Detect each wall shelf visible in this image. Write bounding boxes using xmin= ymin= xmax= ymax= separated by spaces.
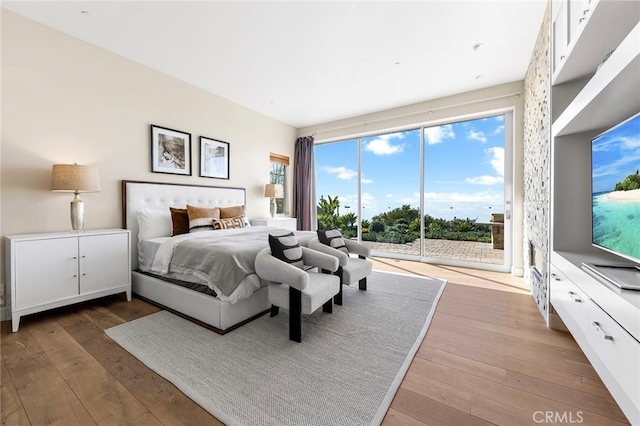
xmin=552 ymin=0 xmax=640 ymax=85
xmin=553 ymin=22 xmax=640 ymax=137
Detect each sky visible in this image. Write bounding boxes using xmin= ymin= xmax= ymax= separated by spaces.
xmin=592 ymin=113 xmax=640 ymax=194
xmin=315 ymin=115 xmax=506 ymax=221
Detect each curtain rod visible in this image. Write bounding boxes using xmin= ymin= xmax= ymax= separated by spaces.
xmin=302 ymin=91 xmax=520 ymax=137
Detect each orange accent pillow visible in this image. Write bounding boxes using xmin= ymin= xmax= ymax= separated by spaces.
xmin=219 ymin=205 xmax=245 ymax=219
xmin=186 ymin=205 xmax=221 ymax=232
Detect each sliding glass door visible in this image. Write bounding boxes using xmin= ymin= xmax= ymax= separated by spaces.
xmin=314 ymin=112 xmax=511 ymax=270
xmin=360 ymin=129 xmax=421 ymax=257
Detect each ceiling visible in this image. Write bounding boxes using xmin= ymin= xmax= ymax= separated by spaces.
xmin=3 ymin=1 xmax=547 ymax=128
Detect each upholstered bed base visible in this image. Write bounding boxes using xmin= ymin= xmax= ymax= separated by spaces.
xmin=132 ymin=271 xmax=269 ymax=332
xmin=123 ymin=180 xmax=270 ymax=332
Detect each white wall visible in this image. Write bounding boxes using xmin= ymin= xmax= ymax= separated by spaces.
xmin=298 ymin=82 xmax=526 ymax=275
xmin=0 ymin=11 xmax=297 ymax=301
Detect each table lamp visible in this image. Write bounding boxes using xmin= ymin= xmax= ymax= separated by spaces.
xmin=264 ymin=183 xmax=284 ymax=218
xmin=51 ymin=163 xmax=101 ymax=231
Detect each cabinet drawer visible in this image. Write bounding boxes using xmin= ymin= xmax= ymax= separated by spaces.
xmin=549 ymin=266 xmax=589 ymax=335
xmin=584 ymin=300 xmax=640 ymax=414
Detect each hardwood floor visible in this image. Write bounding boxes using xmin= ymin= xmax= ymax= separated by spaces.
xmin=1 ymin=259 xmax=629 ymax=425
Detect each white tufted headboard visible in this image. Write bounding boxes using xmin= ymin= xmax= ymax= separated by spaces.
xmin=122 ymin=180 xmax=246 ymax=269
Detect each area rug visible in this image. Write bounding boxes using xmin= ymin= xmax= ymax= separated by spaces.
xmin=105 ymin=270 xmax=446 ymax=426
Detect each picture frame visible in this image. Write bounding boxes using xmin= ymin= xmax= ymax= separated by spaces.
xmin=150 ymin=124 xmax=192 ymax=175
xmin=200 ymin=136 xmax=230 ymax=179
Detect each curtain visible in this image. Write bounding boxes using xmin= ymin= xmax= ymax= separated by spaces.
xmin=293 ymin=135 xmax=315 ymax=230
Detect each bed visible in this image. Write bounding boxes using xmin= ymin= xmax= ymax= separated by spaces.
xmin=122 ymin=180 xmax=308 ymax=333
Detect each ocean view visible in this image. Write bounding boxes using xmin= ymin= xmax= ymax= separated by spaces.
xmin=592 ymin=191 xmax=640 ymax=260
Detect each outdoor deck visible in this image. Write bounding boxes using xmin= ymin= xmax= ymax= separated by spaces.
xmin=363 ymin=238 xmax=504 ymax=265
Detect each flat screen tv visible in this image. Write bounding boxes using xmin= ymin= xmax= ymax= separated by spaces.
xmin=591 ymin=112 xmax=640 ymax=266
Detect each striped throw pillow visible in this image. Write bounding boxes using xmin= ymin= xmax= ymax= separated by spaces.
xmin=269 ymin=233 xmax=304 ymax=270
xmin=317 ymin=229 xmax=349 ymax=254
xmin=187 ymin=205 xmax=220 ymax=232
xmin=212 ymin=216 xmax=245 ymax=230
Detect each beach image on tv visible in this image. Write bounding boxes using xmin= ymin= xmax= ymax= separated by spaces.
xmin=592 ymin=113 xmax=640 ymax=261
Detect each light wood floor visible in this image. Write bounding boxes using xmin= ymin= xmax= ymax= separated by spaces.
xmin=1 ymin=259 xmax=629 ymax=425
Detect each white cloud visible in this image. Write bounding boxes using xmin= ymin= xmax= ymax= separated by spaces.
xmin=487 ymin=147 xmax=504 ymax=176
xmin=465 ymin=175 xmax=504 ymax=185
xmin=494 ymin=125 xmax=505 ymax=134
xmin=464 ymin=147 xmax=504 ymax=185
xmin=593 ymin=150 xmax=640 ymax=178
xmin=468 ymin=130 xmax=488 ymax=143
xmin=593 ymin=136 xmax=640 ymax=152
xmin=364 ymin=133 xmax=405 ymax=155
xmin=496 ymin=115 xmax=504 ymax=122
xmin=424 ymin=125 xmax=455 ymax=145
xmin=423 ymin=191 xmax=503 ymax=203
xmin=322 ymin=166 xmax=357 ymax=180
xmin=386 ymin=193 xmax=394 ymax=198
xmin=361 ymin=178 xmax=373 ymax=184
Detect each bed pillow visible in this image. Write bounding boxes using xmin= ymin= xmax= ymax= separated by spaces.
xmin=137 ymin=208 xmax=172 ymax=240
xmin=317 ymin=228 xmax=349 ymax=254
xmin=212 ymin=216 xmax=245 ymax=230
xmin=187 ymin=205 xmax=221 ymax=232
xmin=269 ymin=232 xmax=304 ymax=270
xmin=219 ymin=205 xmax=245 ymax=219
xmin=169 ymin=207 xmax=190 ymax=236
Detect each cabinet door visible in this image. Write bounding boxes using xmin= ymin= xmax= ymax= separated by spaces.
xmin=14 ymin=237 xmax=78 ymax=309
xmin=552 ymin=1 xmax=569 ymax=73
xmin=568 ymin=0 xmax=588 ymax=45
xmin=79 ymin=233 xmax=129 ymax=294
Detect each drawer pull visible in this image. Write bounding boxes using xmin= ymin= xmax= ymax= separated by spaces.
xmin=591 ymin=321 xmax=613 ymax=341
xmin=72 ymin=256 xmax=77 ymax=259
xmin=560 ymin=55 xmax=566 ymax=60
xmin=568 ymin=291 xmax=582 ymax=303
xmin=583 ymin=8 xmax=589 ymax=15
xmin=551 ymin=273 xmax=560 ymax=281
xmin=73 ymin=274 xmax=77 ymax=278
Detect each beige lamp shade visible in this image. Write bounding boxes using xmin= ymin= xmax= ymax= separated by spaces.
xmin=51 ymin=164 xmax=101 ymax=193
xmin=264 ymin=183 xmax=284 ymax=199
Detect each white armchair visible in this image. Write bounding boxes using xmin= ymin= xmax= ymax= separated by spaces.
xmin=255 ymin=247 xmax=341 ymax=342
xmin=308 ymin=237 xmax=373 ymax=306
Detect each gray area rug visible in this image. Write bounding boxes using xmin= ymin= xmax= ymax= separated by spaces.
xmin=105 ymin=270 xmax=446 ymax=426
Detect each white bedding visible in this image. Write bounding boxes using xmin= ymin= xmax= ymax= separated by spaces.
xmin=138 ymin=235 xmax=262 ymax=304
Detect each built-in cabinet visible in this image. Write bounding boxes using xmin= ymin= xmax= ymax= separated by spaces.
xmin=5 ymin=229 xmax=131 ymax=332
xmin=549 ymin=1 xmax=640 ymax=423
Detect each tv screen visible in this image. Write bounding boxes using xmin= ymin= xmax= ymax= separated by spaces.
xmin=591 ymin=112 xmax=640 ymax=264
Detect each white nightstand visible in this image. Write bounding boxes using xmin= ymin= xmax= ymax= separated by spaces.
xmin=5 ymin=229 xmax=131 ymax=332
xmin=251 ymin=217 xmax=297 ymax=231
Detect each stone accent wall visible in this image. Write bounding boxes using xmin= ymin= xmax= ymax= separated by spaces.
xmin=523 ymin=3 xmax=551 ymax=322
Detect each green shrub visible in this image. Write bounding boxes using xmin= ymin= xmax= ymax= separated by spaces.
xmin=370 ymin=221 xmax=385 ymax=233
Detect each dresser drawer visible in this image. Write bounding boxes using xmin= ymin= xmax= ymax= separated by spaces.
xmin=549 ymin=266 xmax=589 ymax=336
xmin=584 ymin=299 xmax=640 ymax=420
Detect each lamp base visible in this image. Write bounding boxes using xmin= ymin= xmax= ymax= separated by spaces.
xmin=270 ymin=198 xmax=277 ymax=218
xmin=70 ymin=193 xmax=84 ymax=231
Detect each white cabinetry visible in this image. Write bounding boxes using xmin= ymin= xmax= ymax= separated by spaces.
xmin=549 ymin=1 xmax=640 ymax=423
xmin=5 ymin=229 xmax=131 ymax=332
xmin=251 ymin=217 xmax=297 ymax=231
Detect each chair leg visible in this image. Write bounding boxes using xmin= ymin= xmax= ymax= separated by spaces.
xmin=289 ymin=287 xmax=302 ymax=343
xmin=270 ymin=305 xmax=279 ymax=317
xmin=359 ymin=277 xmax=367 ymax=291
xmin=334 ymin=267 xmax=343 ymax=306
xmin=322 ymin=299 xmax=333 ymax=313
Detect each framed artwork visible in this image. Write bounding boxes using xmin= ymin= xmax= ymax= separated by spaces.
xmin=200 ymin=136 xmax=230 ymax=179
xmin=150 ymin=125 xmax=192 ymax=175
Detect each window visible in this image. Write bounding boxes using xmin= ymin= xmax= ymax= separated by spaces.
xmin=270 ymin=153 xmax=289 ymax=214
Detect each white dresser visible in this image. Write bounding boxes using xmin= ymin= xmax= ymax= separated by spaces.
xmin=5 ymin=229 xmax=131 ymax=332
xmin=251 ymin=217 xmax=297 ymax=231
